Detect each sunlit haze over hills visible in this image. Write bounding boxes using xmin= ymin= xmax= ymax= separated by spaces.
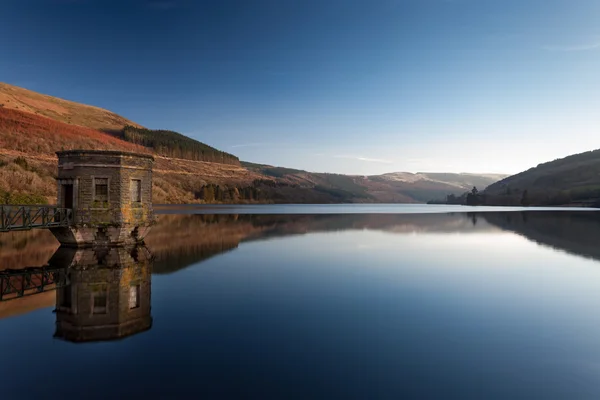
xmin=2 ymin=0 xmax=599 ymax=175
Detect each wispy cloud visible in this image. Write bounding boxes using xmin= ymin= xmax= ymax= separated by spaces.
xmin=542 ymin=41 xmax=600 ymax=52
xmin=230 ymin=142 xmax=273 ymax=149
xmin=333 ymin=155 xmax=394 ymax=164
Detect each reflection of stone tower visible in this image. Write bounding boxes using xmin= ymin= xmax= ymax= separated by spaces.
xmin=51 ymin=150 xmax=155 ymax=247
xmin=51 ymin=246 xmax=152 ymax=343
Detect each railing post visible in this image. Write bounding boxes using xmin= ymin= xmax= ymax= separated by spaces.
xmin=22 ymin=207 xmax=27 ymax=229
xmin=7 ymin=207 xmax=16 ymax=229
xmin=20 ymin=272 xmax=25 ymax=298
xmin=0 ymin=206 xmax=5 ymax=231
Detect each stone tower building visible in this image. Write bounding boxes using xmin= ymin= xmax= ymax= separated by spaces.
xmin=50 ymin=150 xmax=154 ymax=246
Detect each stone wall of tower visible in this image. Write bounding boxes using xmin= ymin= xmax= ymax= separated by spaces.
xmin=52 ymin=150 xmax=154 ymax=246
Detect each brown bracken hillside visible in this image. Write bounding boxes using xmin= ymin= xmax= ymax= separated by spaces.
xmin=0 ymin=82 xmax=140 ymax=134
xmin=0 ymin=106 xmax=265 ymax=203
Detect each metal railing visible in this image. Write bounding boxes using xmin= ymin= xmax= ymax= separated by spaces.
xmin=0 ymin=205 xmax=155 ymax=231
xmin=0 ymin=206 xmax=73 ymax=232
xmin=0 ymin=266 xmax=69 ymax=301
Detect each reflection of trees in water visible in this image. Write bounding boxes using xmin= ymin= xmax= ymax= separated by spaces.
xmin=466 ymin=212 xmax=478 ymax=226
xmin=481 ymin=211 xmax=600 ymax=261
xmin=153 ymin=241 xmax=240 ymax=275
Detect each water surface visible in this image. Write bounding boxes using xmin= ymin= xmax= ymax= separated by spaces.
xmin=155 ymin=203 xmax=598 ymax=214
xmin=1 ymin=208 xmax=600 ymax=399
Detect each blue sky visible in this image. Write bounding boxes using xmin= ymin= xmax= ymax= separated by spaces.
xmin=2 ymin=0 xmax=600 ymax=175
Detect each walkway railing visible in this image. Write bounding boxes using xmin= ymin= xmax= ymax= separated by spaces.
xmin=0 ymin=206 xmax=73 ymax=232
xmin=0 ymin=266 xmax=69 ymax=301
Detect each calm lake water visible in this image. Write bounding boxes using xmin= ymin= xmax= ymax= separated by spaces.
xmin=2 ymin=206 xmax=600 ymax=399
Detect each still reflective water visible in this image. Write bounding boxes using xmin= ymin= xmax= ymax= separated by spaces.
xmin=2 ymin=209 xmax=600 ymax=399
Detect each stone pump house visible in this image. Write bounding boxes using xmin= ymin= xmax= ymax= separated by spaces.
xmin=50 ymin=150 xmax=155 ymax=247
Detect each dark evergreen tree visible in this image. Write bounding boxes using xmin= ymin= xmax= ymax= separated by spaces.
xmin=521 ymin=190 xmax=530 ymax=206
xmin=122 ymin=126 xmax=240 ymax=165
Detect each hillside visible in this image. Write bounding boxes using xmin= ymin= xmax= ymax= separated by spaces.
xmin=0 ymin=106 xmax=363 ymax=204
xmin=0 ymin=106 xmax=264 ymax=203
xmin=0 ymin=82 xmax=140 ymax=134
xmin=483 ymin=149 xmax=600 ymax=206
xmin=0 ymin=82 xmax=240 ymax=165
xmin=0 ymin=83 xmax=505 ymax=205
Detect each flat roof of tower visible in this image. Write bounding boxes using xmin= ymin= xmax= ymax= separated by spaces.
xmin=56 ymin=150 xmax=154 ymax=161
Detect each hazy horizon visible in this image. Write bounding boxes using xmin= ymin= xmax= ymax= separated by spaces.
xmin=2 ymin=0 xmax=599 ymax=175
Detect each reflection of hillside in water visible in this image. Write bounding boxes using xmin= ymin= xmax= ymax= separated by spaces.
xmin=0 ymin=213 xmax=498 ymax=273
xmin=145 ymin=214 xmax=253 ymax=274
xmin=146 ymin=213 xmax=501 ymax=274
xmin=4 ymin=212 xmax=600 ymax=277
xmin=2 ymin=211 xmax=600 ymax=321
xmin=481 ymin=212 xmax=600 ymax=261
xmin=10 ymin=214 xmax=496 ymax=321
xmin=241 ymin=213 xmax=498 ymax=241
xmin=0 ymin=229 xmax=59 ymax=270
xmin=147 ymin=212 xmax=600 ymax=273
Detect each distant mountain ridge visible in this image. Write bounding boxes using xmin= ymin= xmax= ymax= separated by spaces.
xmin=243 ymin=162 xmax=506 ymax=203
xmin=376 ymin=172 xmax=507 ymax=187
